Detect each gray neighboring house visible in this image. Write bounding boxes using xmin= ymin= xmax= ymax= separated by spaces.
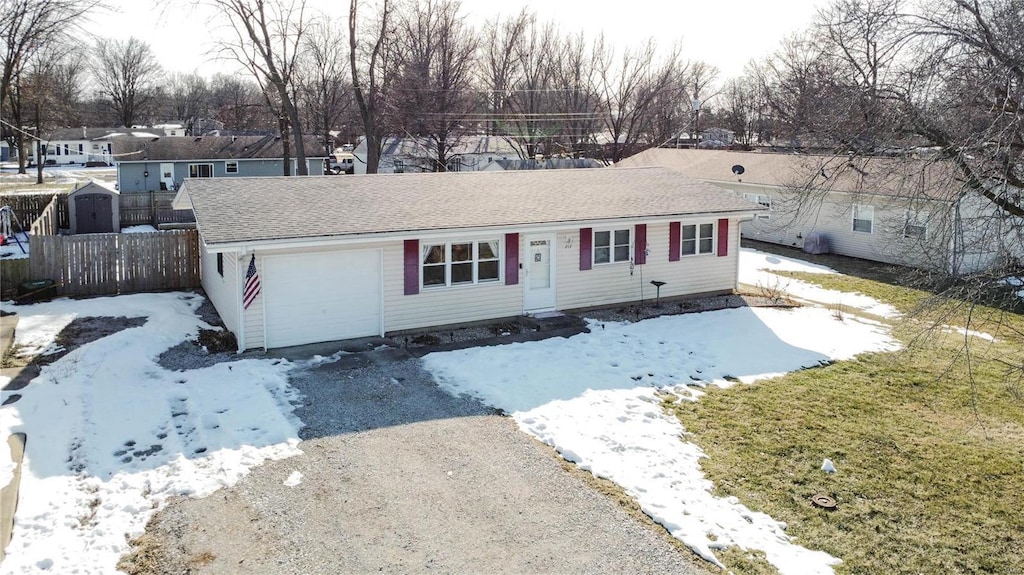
xmin=112 ymin=135 xmax=328 ymax=193
xmin=618 ymin=148 xmax=1023 ymax=274
xmin=173 ymin=167 xmax=764 ymax=350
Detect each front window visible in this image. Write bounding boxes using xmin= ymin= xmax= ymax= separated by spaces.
xmin=681 ymin=223 xmax=715 ymax=256
xmin=422 ymin=240 xmax=501 ymax=288
xmin=594 ymin=229 xmax=631 ymax=264
xmin=853 ymin=204 xmax=873 ymax=233
xmin=225 ymin=161 xmax=238 ymax=174
xmin=189 ymin=163 xmax=214 ymax=178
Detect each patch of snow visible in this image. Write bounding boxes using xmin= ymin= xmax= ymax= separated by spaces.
xmin=941 ymin=325 xmax=996 ymax=342
xmin=423 ymin=306 xmax=898 ymax=575
xmin=0 ymin=293 xmax=303 ymax=574
xmin=740 ymin=248 xmax=900 ymax=318
xmin=121 ymin=225 xmax=158 ymax=234
xmin=130 ymin=132 xmax=161 ymax=138
xmin=283 ymin=471 xmax=303 ymax=487
xmin=0 ymin=401 xmax=13 ymax=487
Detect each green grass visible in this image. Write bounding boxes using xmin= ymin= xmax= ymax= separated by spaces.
xmin=668 ymin=247 xmax=1024 ymax=574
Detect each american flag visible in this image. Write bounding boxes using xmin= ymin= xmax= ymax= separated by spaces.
xmin=243 ymin=254 xmax=261 ymax=310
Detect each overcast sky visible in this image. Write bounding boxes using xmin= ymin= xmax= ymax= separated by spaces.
xmin=90 ymin=0 xmax=826 ymax=82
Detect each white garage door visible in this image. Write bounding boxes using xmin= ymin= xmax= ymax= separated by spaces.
xmin=262 ymin=250 xmax=382 ymax=348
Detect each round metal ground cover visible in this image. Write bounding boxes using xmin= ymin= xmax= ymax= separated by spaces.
xmin=811 ymin=494 xmax=837 ymax=509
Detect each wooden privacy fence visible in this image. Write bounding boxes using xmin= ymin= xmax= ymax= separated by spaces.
xmin=29 ymin=230 xmax=200 ymax=296
xmin=30 ymin=194 xmax=59 ymax=236
xmin=119 ymin=192 xmax=195 ymax=226
xmin=0 ymin=193 xmax=69 ymax=229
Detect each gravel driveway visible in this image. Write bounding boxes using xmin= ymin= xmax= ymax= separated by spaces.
xmin=128 ymin=345 xmax=713 ymax=575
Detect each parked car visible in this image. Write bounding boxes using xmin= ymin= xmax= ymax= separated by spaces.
xmin=327 ymin=152 xmax=355 ymax=175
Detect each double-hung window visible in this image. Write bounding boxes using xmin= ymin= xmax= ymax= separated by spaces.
xmin=853 ymin=204 xmax=873 ymax=233
xmin=422 ymin=240 xmax=501 ymax=288
xmin=225 ymin=161 xmax=239 ymax=174
xmin=681 ymin=223 xmax=715 ymax=256
xmin=903 ymin=210 xmax=928 ymax=239
xmin=188 ymin=163 xmax=214 ymax=178
xmin=594 ymin=229 xmax=631 ymax=264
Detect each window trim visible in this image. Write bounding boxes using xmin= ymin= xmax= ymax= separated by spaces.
xmin=420 ymin=238 xmax=503 ymax=289
xmin=225 ymin=160 xmax=239 ymax=174
xmin=853 ymin=204 xmax=874 ymax=234
xmin=188 ymin=163 xmax=214 ymax=178
xmin=592 ymin=227 xmax=632 ymax=266
xmin=680 ymin=221 xmax=717 ymax=257
xmin=903 ymin=209 xmax=928 ymax=240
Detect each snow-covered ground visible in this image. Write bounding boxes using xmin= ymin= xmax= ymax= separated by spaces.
xmin=0 ymin=231 xmax=29 ymax=260
xmin=0 ymin=247 xmax=908 ymax=574
xmin=0 ymin=294 xmax=303 ymax=574
xmin=740 ymin=248 xmax=900 ymax=318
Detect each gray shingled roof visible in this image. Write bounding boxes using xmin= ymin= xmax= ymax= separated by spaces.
xmin=617 ymin=148 xmax=958 ymax=200
xmin=179 ymin=166 xmax=763 ymax=246
xmin=111 ymin=135 xmax=328 ymax=162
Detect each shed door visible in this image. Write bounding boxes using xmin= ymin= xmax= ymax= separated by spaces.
xmin=74 ymin=193 xmax=113 ymax=234
xmin=262 ymin=250 xmax=382 ymax=348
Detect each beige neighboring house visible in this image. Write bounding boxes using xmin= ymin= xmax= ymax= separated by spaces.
xmin=618 ymin=148 xmax=1020 ymax=274
xmin=173 ymin=167 xmax=763 ymax=351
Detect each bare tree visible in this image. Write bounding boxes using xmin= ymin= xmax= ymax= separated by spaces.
xmin=204 ymin=0 xmax=312 ymax=175
xmin=593 ymin=37 xmax=682 ymax=163
xmin=2 ymin=0 xmax=102 ymax=172
xmin=479 ymin=9 xmax=530 ymax=140
xmin=299 ymin=16 xmax=353 ymax=154
xmin=349 ymin=0 xmax=400 ymax=173
xmin=209 ymin=73 xmax=270 ymax=131
xmin=91 ymin=37 xmax=163 ymax=127
xmin=392 ymin=0 xmax=477 ymax=171
xmin=551 ymin=31 xmax=601 ymax=156
xmin=166 ymin=72 xmax=210 ymax=135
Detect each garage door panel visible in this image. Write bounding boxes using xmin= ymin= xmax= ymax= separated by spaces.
xmin=262 ymin=250 xmax=381 ymax=348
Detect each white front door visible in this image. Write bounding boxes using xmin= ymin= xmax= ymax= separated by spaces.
xmin=523 ymin=234 xmax=556 ymax=312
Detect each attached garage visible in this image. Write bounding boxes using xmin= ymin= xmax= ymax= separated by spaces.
xmin=261 ymin=250 xmax=382 ymax=348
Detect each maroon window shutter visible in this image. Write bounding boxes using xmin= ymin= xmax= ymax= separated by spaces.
xmin=717 ymin=218 xmax=729 ymax=257
xmin=634 ymin=224 xmax=647 ymax=265
xmin=668 ymin=222 xmax=681 ymax=262
xmin=505 ymin=233 xmax=519 ymax=285
xmin=579 ymin=228 xmax=592 ymax=270
xmin=403 ymin=239 xmax=419 ymax=295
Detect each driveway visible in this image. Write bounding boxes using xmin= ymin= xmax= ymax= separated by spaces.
xmin=128 ymin=346 xmax=713 ymax=575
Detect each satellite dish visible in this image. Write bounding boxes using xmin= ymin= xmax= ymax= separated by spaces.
xmin=731 ymin=164 xmax=745 ymax=175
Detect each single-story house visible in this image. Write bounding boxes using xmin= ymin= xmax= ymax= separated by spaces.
xmin=173 ymin=167 xmax=764 ymax=351
xmin=112 ymin=135 xmax=328 ymax=193
xmin=26 ymin=127 xmax=122 ymax=165
xmin=617 ymin=148 xmax=1021 ymax=274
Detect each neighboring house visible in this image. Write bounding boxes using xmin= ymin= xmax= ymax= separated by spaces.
xmin=481 ymin=158 xmax=605 ymax=171
xmin=617 ymin=148 xmax=1021 ymax=274
xmin=352 ymin=136 xmax=524 ymax=174
xmin=111 ymin=135 xmax=328 ymax=193
xmin=152 ymin=124 xmax=186 ymax=137
xmin=173 ymin=167 xmax=764 ymax=351
xmin=27 ymin=127 xmax=123 ymax=165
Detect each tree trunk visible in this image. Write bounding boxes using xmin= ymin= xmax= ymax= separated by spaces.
xmin=279 ymin=115 xmax=292 ymax=176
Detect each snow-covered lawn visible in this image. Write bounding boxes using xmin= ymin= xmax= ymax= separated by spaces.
xmin=0 ymin=247 xmax=907 ymax=575
xmin=423 ymin=249 xmax=902 ymax=575
xmin=0 ymin=293 xmax=303 ymax=574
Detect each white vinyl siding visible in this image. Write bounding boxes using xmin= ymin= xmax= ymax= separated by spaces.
xmin=557 ymin=221 xmax=738 ymax=311
xmin=200 ymin=244 xmax=239 ymax=336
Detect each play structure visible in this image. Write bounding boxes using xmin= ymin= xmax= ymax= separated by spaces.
xmin=0 ymin=205 xmax=27 ymax=254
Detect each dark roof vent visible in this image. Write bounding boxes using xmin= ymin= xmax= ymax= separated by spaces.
xmin=731 ymin=164 xmax=745 ymax=175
